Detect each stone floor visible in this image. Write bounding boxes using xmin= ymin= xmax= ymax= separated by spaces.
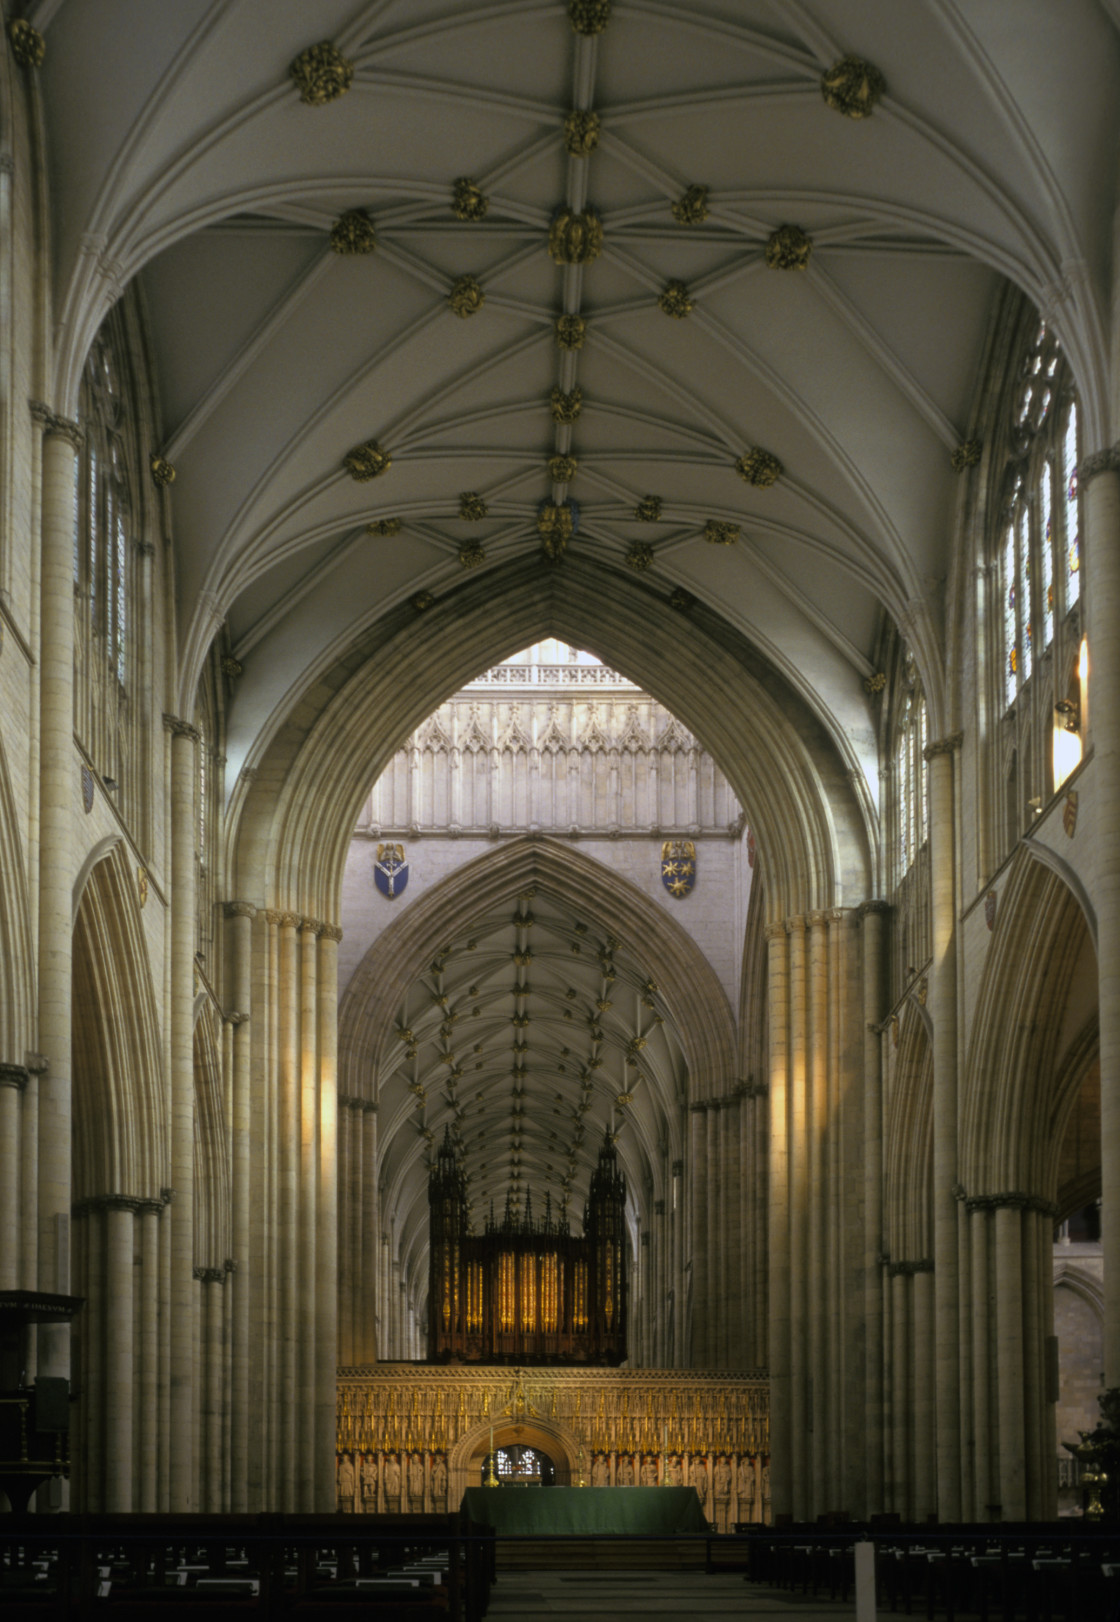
xmin=485 ymin=1568 xmax=859 ymax=1620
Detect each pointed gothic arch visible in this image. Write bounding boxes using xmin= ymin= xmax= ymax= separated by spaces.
xmin=229 ymin=554 xmax=872 ymax=925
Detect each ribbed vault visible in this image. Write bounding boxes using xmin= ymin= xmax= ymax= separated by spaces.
xmin=339 ymin=835 xmax=737 ymax=1303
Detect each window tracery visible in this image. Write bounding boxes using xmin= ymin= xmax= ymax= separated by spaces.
xmin=1001 ymin=321 xmax=1080 ymax=712
xmin=74 ymin=312 xmax=145 ymax=824
xmin=988 ymin=313 xmax=1084 ymax=862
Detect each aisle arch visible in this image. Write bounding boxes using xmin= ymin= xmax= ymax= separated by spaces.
xmin=961 ymin=846 xmax=1097 ymax=1199
xmin=71 ymin=840 xmax=165 ymax=1200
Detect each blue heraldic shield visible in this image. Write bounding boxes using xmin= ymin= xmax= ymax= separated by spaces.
xmin=661 ymin=839 xmax=696 ymax=898
xmin=375 ymin=842 xmax=409 ymax=899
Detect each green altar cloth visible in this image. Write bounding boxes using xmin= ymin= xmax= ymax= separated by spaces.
xmin=461 ymin=1486 xmax=707 ymax=1535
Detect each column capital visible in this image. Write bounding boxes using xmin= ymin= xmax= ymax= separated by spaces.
xmin=762 ymin=921 xmax=786 ymax=941
xmin=886 ymin=1257 xmax=935 ymax=1277
xmin=277 ymin=911 xmax=301 ymax=929
xmin=319 ymin=922 xmax=344 ymax=943
xmin=0 ymin=1062 xmax=29 ymax=1090
xmin=955 ymin=1185 xmax=1057 ymax=1217
xmin=1079 ymin=442 xmax=1120 ymax=485
xmin=923 ymin=731 xmax=963 ymax=761
xmin=31 ymin=400 xmax=84 ymax=451
xmin=857 ymin=898 xmax=891 ymax=919
xmin=224 ymin=900 xmax=257 ymax=920
xmin=74 ymin=1193 xmax=143 ymax=1215
xmin=262 ymin=909 xmax=283 ymax=926
xmin=225 ymin=1011 xmax=250 ymax=1026
xmin=162 ymin=713 xmax=201 ymax=744
xmin=807 ymin=909 xmax=829 ymax=928
xmin=785 ymin=914 xmax=806 ymax=935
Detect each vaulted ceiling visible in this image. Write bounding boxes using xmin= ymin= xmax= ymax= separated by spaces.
xmin=375 ymin=883 xmax=687 ymax=1283
xmin=35 ymin=0 xmax=1120 ymax=795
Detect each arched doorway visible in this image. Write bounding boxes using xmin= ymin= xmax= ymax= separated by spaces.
xmin=453 ymin=1418 xmax=577 ymax=1503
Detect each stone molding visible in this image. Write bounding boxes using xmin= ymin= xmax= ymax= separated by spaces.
xmin=923 ymin=731 xmax=963 ymax=761
xmin=953 ymin=1182 xmax=1058 ymax=1218
xmin=162 ymin=713 xmax=201 ymax=744
xmin=30 ymin=400 xmax=83 ymax=451
xmin=1079 ymin=442 xmax=1120 ymax=484
xmin=73 ymin=1193 xmax=147 ymax=1216
xmin=0 ymin=1062 xmax=29 ymax=1090
xmin=340 ymin=1094 xmax=378 ymax=1113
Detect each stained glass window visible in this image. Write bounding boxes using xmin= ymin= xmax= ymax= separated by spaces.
xmin=1042 ymin=461 xmax=1054 ymax=648
xmin=1017 ymin=504 xmax=1032 ymax=683
xmin=1064 ymin=401 xmax=1080 ymax=608
xmin=894 ymin=668 xmax=928 ymax=878
xmin=1003 ymin=510 xmax=1018 ymax=708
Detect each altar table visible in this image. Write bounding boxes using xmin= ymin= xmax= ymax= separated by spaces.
xmin=461 ymin=1485 xmax=707 ymax=1535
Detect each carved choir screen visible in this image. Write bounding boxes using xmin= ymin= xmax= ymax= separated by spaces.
xmin=335 ymin=1368 xmax=770 ymax=1525
xmin=428 ymin=1129 xmax=627 ymax=1364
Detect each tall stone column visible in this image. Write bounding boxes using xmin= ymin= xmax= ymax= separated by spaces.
xmin=1082 ymin=455 xmax=1120 ymax=1380
xmin=104 ymin=1200 xmax=136 ymax=1511
xmin=786 ymin=916 xmax=809 ymax=1519
xmin=316 ymin=924 xmax=341 ymax=1509
xmin=689 ymin=1102 xmax=708 ymax=1363
xmin=912 ymin=1263 xmax=936 ymax=1520
xmin=859 ymin=902 xmax=888 ymax=1513
xmin=0 ymin=1066 xmax=28 ymax=1287
xmin=764 ymin=920 xmax=791 ymax=1518
xmin=925 ymin=733 xmax=963 ymax=1521
xmin=890 ymin=1270 xmax=910 ymax=1517
xmin=993 ymin=1203 xmax=1026 ymax=1519
xmin=807 ymin=911 xmax=829 ymax=1512
xmin=298 ymin=919 xmax=320 ymax=1509
xmin=361 ymin=1104 xmax=379 ymax=1362
xmin=969 ymin=1206 xmax=992 ymax=1519
xmin=670 ymin=1159 xmax=684 ymax=1367
xmin=34 ymin=412 xmax=83 ymax=1387
xmin=164 ymin=713 xmax=200 ymax=1508
xmin=137 ymin=1200 xmax=161 ymax=1511
xmin=277 ymin=911 xmax=300 ymax=1507
xmin=338 ymin=1101 xmax=355 ymax=1366
xmin=225 ymin=902 xmax=254 ymax=1511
